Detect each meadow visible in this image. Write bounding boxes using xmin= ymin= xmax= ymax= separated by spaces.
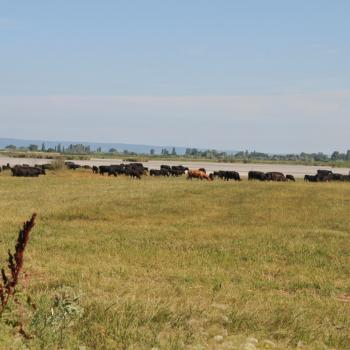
xmin=0 ymin=170 xmax=350 ymax=349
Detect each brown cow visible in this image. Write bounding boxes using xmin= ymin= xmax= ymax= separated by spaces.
xmin=187 ymin=170 xmax=212 ymax=181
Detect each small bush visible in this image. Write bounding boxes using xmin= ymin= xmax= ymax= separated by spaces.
xmin=51 ymin=158 xmax=66 ymax=170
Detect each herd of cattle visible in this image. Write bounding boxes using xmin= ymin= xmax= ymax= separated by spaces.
xmin=1 ymin=161 xmax=350 ymax=182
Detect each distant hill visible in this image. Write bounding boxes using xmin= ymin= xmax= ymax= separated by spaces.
xmin=0 ymin=138 xmax=238 ymax=155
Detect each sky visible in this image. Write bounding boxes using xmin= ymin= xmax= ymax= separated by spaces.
xmin=0 ymin=0 xmax=349 ymax=153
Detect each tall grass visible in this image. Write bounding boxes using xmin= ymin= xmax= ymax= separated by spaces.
xmin=0 ymin=171 xmax=349 ymax=349
xmin=51 ymin=157 xmax=66 ymax=170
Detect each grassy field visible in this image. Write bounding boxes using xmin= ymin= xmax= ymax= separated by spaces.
xmin=0 ymin=171 xmax=350 ymax=349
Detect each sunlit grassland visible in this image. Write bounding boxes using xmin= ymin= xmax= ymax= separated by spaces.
xmin=0 ymin=170 xmax=350 ymax=349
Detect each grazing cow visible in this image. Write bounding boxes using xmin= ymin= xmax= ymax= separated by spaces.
xmin=108 ymin=165 xmax=126 ymax=177
xmin=317 ymin=169 xmax=332 ymax=176
xmin=316 ymin=169 xmax=333 ymax=182
xmin=213 ymin=171 xmax=226 ymax=179
xmin=125 ymin=163 xmax=146 ymax=176
xmin=11 ymin=165 xmax=45 ymax=177
xmin=248 ymin=171 xmax=266 ymax=181
xmin=2 ymin=163 xmax=11 ymax=171
xmin=171 ymin=165 xmax=188 ymax=174
xmin=169 ymin=169 xmax=183 ymax=177
xmin=304 ymin=175 xmax=318 ymax=182
xmin=342 ymin=175 xmax=350 ymax=182
xmin=92 ymin=166 xmax=99 ymax=174
xmin=160 ymin=165 xmax=171 ymax=172
xmin=65 ymin=162 xmax=81 ymax=170
xmin=126 ymin=168 xmax=142 ymax=179
xmin=150 ymin=169 xmax=169 ymax=177
xmin=286 ymin=174 xmax=295 ymax=182
xmin=150 ymin=169 xmax=161 ymax=176
xmin=329 ymin=173 xmax=350 ymax=182
xmin=187 ymin=170 xmax=212 ymax=181
xmin=214 ymin=170 xmax=240 ymax=181
xmin=223 ymin=171 xmax=241 ymax=181
xmin=265 ymin=172 xmax=286 ymax=182
xmin=99 ymin=165 xmax=110 ymax=175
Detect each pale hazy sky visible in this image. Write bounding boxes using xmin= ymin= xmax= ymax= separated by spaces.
xmin=1 ymin=1 xmax=349 ymax=153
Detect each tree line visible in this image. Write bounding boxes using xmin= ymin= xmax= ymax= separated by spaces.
xmin=2 ymin=143 xmax=350 ymax=163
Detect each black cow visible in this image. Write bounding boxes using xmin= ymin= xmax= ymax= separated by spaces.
xmin=265 ymin=172 xmax=286 ymax=182
xmin=65 ymin=162 xmax=81 ymax=170
xmin=171 ymin=165 xmax=188 ymax=173
xmin=126 ymin=168 xmax=142 ymax=179
xmin=125 ymin=163 xmax=147 ymax=176
xmin=304 ymin=175 xmax=318 ymax=182
xmin=316 ymin=170 xmax=333 ymax=182
xmin=226 ymin=171 xmax=240 ymax=181
xmin=99 ymin=165 xmax=110 ymax=175
xmin=329 ymin=173 xmax=350 ymax=182
xmin=108 ymin=165 xmax=126 ymax=177
xmin=2 ymin=163 xmax=11 ymax=171
xmin=92 ymin=166 xmax=99 ymax=174
xmin=169 ymin=169 xmax=183 ymax=177
xmin=11 ymin=166 xmax=45 ymax=177
xmin=213 ymin=171 xmax=225 ymax=179
xmin=160 ymin=165 xmax=171 ymax=171
xmin=286 ymin=174 xmax=295 ymax=182
xmin=150 ymin=169 xmax=161 ymax=176
xmin=248 ymin=171 xmax=266 ymax=181
xmin=217 ymin=171 xmax=241 ymax=181
xmin=150 ymin=169 xmax=169 ymax=177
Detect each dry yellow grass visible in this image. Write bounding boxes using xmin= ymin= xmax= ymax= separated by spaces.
xmin=0 ymin=170 xmax=350 ymax=349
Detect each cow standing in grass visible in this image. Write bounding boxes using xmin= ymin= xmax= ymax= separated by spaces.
xmin=286 ymin=175 xmax=295 ymax=182
xmin=265 ymin=172 xmax=287 ymax=182
xmin=187 ymin=170 xmax=212 ymax=181
xmin=248 ymin=171 xmax=266 ymax=181
xmin=11 ymin=165 xmax=45 ymax=177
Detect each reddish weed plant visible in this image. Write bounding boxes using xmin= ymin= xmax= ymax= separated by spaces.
xmin=0 ymin=213 xmax=36 ymax=315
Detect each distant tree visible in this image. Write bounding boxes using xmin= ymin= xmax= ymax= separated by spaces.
xmin=190 ymin=148 xmax=198 ymax=156
xmin=150 ymin=149 xmax=155 ymax=155
xmin=65 ymin=144 xmax=91 ymax=153
xmin=346 ymin=150 xmax=350 ymax=161
xmin=28 ymin=144 xmax=38 ymax=151
xmin=171 ymin=147 xmax=177 ymax=156
xmin=109 ymin=148 xmax=117 ymax=153
xmin=161 ymin=148 xmax=169 ymax=155
xmin=5 ymin=144 xmax=16 ymax=150
xmin=41 ymin=143 xmax=46 ymax=151
xmin=331 ymin=151 xmax=340 ymax=161
xmin=57 ymin=144 xmax=62 ymax=153
xmin=96 ymin=147 xmax=102 ymax=153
